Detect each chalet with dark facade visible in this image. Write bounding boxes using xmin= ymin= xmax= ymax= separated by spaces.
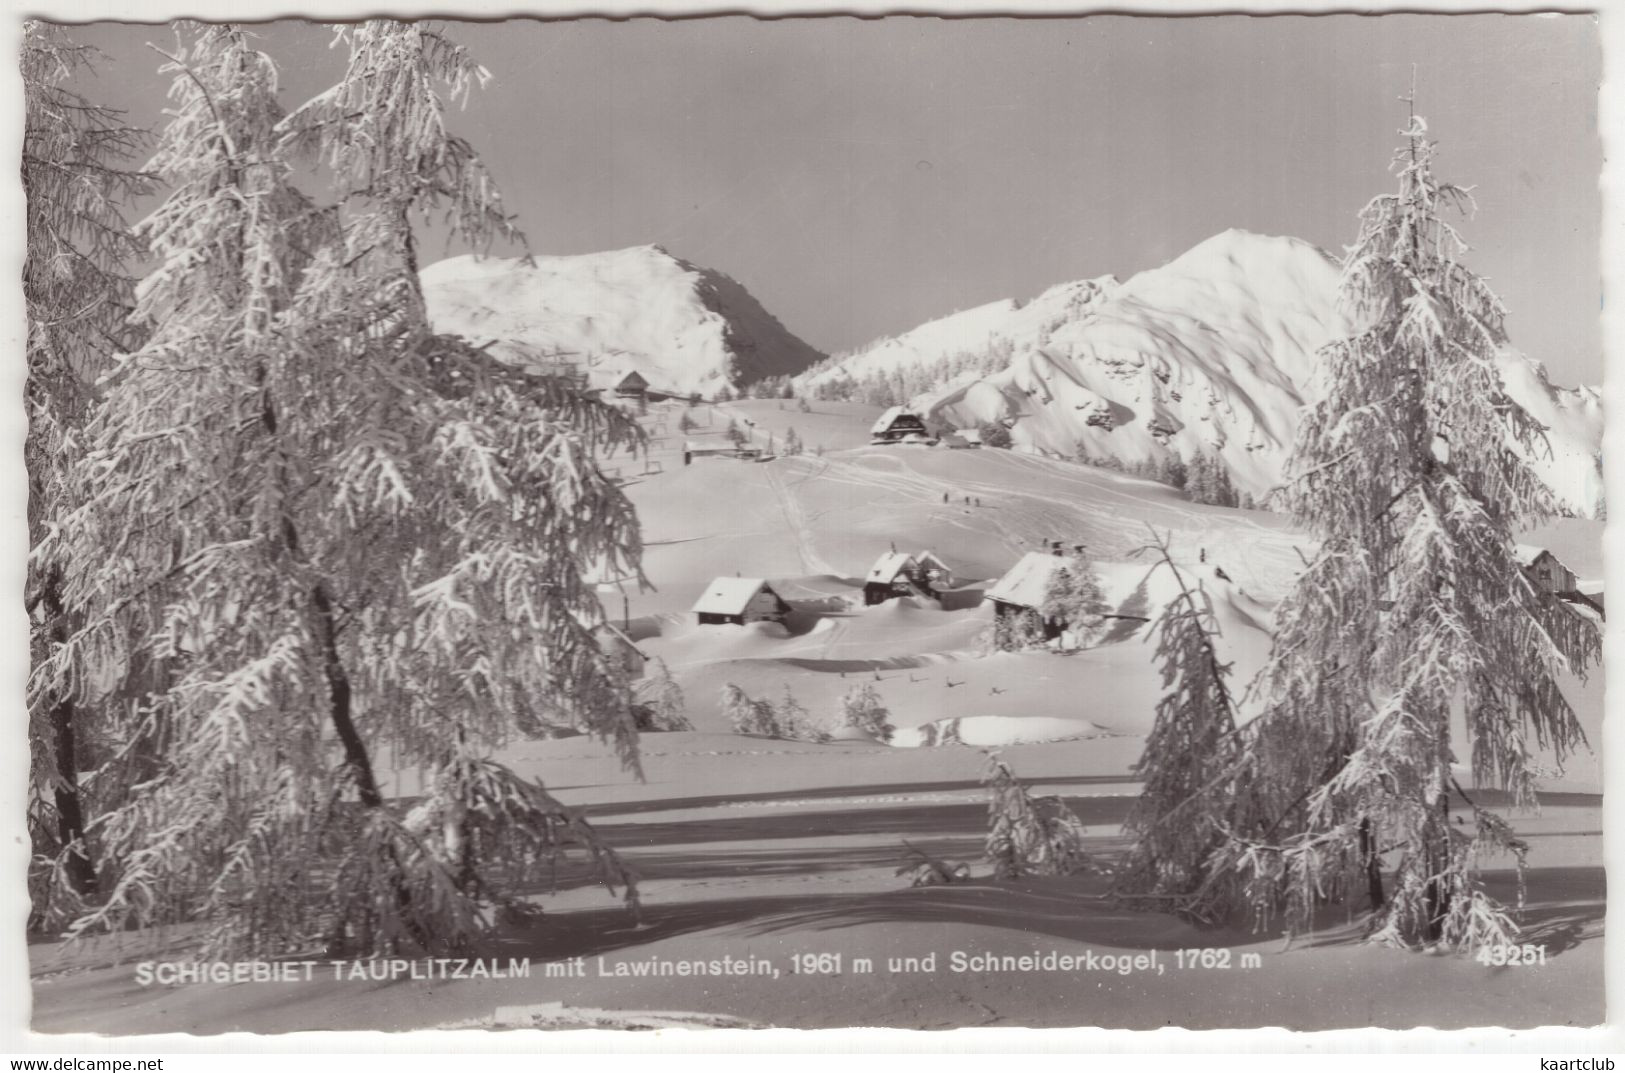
xmin=862 ymin=549 xmax=958 ymax=605
xmin=864 ymin=552 xmax=920 ymax=605
xmin=613 ymin=370 xmax=650 ymax=399
xmin=870 ymin=407 xmax=933 ymax=445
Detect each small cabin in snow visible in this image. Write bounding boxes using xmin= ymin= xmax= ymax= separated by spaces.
xmin=864 ymin=552 xmax=921 ymax=605
xmin=985 ymin=551 xmax=1073 ymax=640
xmin=944 ymin=427 xmax=982 ymax=449
xmin=683 ymin=441 xmax=762 ymax=465
xmin=691 ymin=577 xmax=791 ymax=626
xmin=914 ymin=550 xmax=955 ymax=591
xmin=613 ymin=370 xmax=650 ymax=399
xmin=863 ymin=549 xmax=957 ymax=605
xmin=870 ymin=407 xmax=933 ymax=445
xmin=1516 ymin=545 xmax=1578 ymax=595
xmin=1516 ymin=545 xmax=1605 ymax=620
xmin=593 ymin=622 xmax=647 ymax=680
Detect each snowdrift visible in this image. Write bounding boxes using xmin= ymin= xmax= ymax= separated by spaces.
xmin=891 ymin=714 xmax=1118 ymax=748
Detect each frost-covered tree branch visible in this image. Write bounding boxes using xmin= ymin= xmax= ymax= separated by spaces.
xmin=1204 ymin=111 xmax=1598 ymax=951
xmin=23 ymin=19 xmax=154 ymax=923
xmin=50 ymin=21 xmax=646 ymax=959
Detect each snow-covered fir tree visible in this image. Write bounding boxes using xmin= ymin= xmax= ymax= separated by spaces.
xmin=721 ymin=683 xmax=773 ymax=736
xmin=1158 ymin=451 xmax=1188 ymax=491
xmin=839 ymin=683 xmax=894 ymax=743
xmin=774 ymin=684 xmax=825 ymax=742
xmin=985 ymin=754 xmax=1089 ymax=879
xmin=1039 ymin=550 xmax=1108 ymax=648
xmin=1115 ymin=534 xmax=1245 ymax=921
xmin=23 ymin=20 xmax=153 ymax=918
xmin=1211 ymin=110 xmax=1599 ymax=950
xmin=633 ymin=657 xmax=690 ymax=731
xmin=719 ymin=682 xmax=824 ymax=740
xmin=49 ymin=22 xmax=643 ymax=958
xmin=1184 ymin=454 xmax=1239 ymax=508
xmin=992 ymin=606 xmax=1047 ymax=653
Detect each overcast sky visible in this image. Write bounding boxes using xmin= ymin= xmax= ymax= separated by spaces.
xmin=70 ymin=14 xmax=1602 ymax=385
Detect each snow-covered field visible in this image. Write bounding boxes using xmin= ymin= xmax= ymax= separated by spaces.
xmin=32 ymin=399 xmax=1605 ymax=1033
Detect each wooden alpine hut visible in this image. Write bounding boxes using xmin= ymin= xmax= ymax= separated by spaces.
xmin=984 ymin=551 xmax=1070 ymax=640
xmin=864 ymin=552 xmax=920 ymax=605
xmin=870 ymin=406 xmax=933 ymax=445
xmin=613 ymin=369 xmax=651 ymax=399
xmin=691 ymin=577 xmax=791 ymax=626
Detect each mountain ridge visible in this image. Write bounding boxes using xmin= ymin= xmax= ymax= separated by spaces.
xmin=422 ymin=244 xmax=826 ymax=395
xmin=795 ymin=229 xmax=1603 ymax=517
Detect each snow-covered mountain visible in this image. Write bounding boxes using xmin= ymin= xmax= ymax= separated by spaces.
xmin=796 ymin=230 xmax=1603 ymax=517
xmin=423 ymin=245 xmax=825 ymax=396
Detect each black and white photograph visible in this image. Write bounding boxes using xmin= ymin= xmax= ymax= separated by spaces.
xmin=16 ymin=6 xmax=1610 ymax=1041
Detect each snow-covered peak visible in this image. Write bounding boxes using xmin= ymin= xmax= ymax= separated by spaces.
xmin=795 ymin=229 xmax=1603 ymax=518
xmin=423 ymin=246 xmax=825 ymax=395
xmin=1145 ymin=229 xmax=1339 ymax=286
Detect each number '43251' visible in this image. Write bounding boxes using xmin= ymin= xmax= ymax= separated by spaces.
xmin=1476 ymin=944 xmax=1546 ymax=966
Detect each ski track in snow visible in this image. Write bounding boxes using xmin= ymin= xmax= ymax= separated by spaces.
xmin=764 ymin=458 xmax=839 ymax=576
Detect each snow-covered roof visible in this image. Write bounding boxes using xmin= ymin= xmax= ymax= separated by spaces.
xmin=955 ymin=427 xmax=983 ymax=442
xmin=985 ymin=552 xmax=1068 ymax=609
xmin=1515 ymin=544 xmax=1577 ymax=573
xmin=691 ymin=577 xmax=781 ymax=616
xmin=915 ymin=550 xmax=952 ymax=575
xmin=866 ymin=552 xmax=916 ymax=584
xmin=615 ymin=369 xmax=650 ymax=386
xmin=870 ymin=406 xmax=925 ymax=435
xmin=1514 ymin=544 xmax=1549 ymax=568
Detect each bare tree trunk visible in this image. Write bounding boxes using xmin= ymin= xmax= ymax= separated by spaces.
xmin=1358 ymin=817 xmax=1384 ymax=910
xmin=49 ymin=696 xmax=96 ymax=896
xmin=312 ymin=582 xmax=381 ymax=808
xmin=261 ymin=381 xmax=383 ymax=809
xmin=42 ymin=571 xmax=96 ymax=896
xmin=1421 ymin=768 xmax=1452 ymax=943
